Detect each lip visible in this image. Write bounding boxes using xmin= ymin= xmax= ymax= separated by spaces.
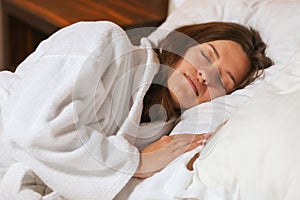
xmin=184 ymin=74 xmax=199 ymax=96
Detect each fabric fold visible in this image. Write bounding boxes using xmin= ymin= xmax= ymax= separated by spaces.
xmin=0 ymin=21 xmax=164 ymax=200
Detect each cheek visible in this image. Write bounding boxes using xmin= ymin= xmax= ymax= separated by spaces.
xmin=167 ymin=73 xmax=214 ymax=109
xmin=235 ymin=57 xmax=251 ymax=84
xmin=167 ymin=72 xmax=198 ymax=108
xmin=174 ymin=59 xmax=197 ymax=74
xmin=167 ymin=72 xmax=193 ymax=97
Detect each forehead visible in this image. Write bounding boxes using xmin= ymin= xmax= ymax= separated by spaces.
xmin=206 ymin=40 xmax=242 ymax=56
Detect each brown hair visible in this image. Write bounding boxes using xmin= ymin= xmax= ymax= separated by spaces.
xmin=141 ymin=22 xmax=273 ymax=122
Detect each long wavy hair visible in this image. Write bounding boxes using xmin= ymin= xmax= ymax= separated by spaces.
xmin=141 ymin=22 xmax=273 ymax=122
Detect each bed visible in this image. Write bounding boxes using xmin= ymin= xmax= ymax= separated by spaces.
xmin=116 ymin=0 xmax=300 ymax=199
xmin=1 ymin=0 xmax=300 ymax=199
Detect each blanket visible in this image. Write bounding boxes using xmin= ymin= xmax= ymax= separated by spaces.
xmin=0 ymin=21 xmax=174 ymax=200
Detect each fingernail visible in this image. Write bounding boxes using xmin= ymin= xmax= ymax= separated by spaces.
xmin=203 ymin=134 xmax=212 ymax=139
xmin=196 ymin=139 xmax=207 ymax=145
xmin=196 ymin=140 xmax=203 ymax=144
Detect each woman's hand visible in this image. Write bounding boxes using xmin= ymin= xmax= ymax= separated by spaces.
xmin=133 ymin=133 xmax=211 ymax=179
xmin=185 ymin=121 xmax=227 ymax=171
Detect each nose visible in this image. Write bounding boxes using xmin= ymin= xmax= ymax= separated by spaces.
xmin=197 ymin=65 xmax=226 ymax=97
xmin=197 ymin=66 xmax=220 ymax=87
xmin=197 ymin=71 xmax=206 ymax=85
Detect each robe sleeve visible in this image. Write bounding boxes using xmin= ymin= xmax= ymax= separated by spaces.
xmin=1 ymin=21 xmax=140 ymax=200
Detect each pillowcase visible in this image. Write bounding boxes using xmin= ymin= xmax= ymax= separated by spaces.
xmin=167 ymin=0 xmax=186 ymax=14
xmin=150 ymin=0 xmax=300 ymax=65
xmin=185 ymin=52 xmax=300 ymax=200
xmin=170 ymin=79 xmax=262 ymax=134
xmin=147 ymin=0 xmax=300 ymax=134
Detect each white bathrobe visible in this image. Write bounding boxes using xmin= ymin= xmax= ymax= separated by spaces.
xmin=0 ymin=21 xmax=175 ymax=200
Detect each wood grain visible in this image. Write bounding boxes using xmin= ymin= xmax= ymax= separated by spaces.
xmin=2 ymin=0 xmax=168 ymax=70
xmin=3 ymin=0 xmax=168 ymax=33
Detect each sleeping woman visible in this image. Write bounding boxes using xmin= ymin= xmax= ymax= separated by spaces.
xmin=0 ymin=21 xmax=272 ymax=199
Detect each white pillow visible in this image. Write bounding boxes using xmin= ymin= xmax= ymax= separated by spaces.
xmin=150 ymin=0 xmax=300 ymax=65
xmin=167 ymin=0 xmax=186 ymax=14
xmin=180 ymin=52 xmax=300 ymax=200
xmin=148 ymin=0 xmax=300 ymax=134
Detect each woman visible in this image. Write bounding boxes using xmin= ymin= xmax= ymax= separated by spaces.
xmin=0 ymin=21 xmax=272 ymax=199
xmin=136 ymin=22 xmax=273 ymax=177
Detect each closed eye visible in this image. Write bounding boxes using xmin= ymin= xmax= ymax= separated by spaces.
xmin=200 ymin=49 xmax=213 ymax=64
xmin=226 ymin=71 xmax=237 ymax=87
xmin=218 ymin=76 xmax=226 ymax=90
xmin=208 ymin=43 xmax=220 ymax=59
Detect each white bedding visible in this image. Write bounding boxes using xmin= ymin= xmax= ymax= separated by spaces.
xmin=0 ymin=0 xmax=299 ymax=199
xmin=183 ymin=52 xmax=300 ymax=200
xmin=117 ymin=0 xmax=300 ymax=199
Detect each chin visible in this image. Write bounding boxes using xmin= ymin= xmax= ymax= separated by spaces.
xmin=168 ymin=80 xmax=199 ymax=109
xmin=176 ymin=94 xmax=199 ymax=109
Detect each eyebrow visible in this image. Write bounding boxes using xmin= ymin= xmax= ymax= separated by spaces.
xmin=208 ymin=43 xmax=237 ymax=87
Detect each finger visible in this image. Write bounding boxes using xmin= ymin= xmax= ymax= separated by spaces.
xmin=172 ymin=139 xmax=203 ymax=155
xmin=193 ymin=133 xmax=212 ymax=141
xmin=174 ymin=135 xmax=210 ymax=153
xmin=166 ymin=134 xmax=211 ymax=153
xmin=172 ymin=133 xmax=211 ymax=142
xmin=169 ymin=134 xmax=209 ymax=149
xmin=172 ymin=134 xmax=210 ymax=148
xmin=184 ymin=140 xmax=204 ymax=152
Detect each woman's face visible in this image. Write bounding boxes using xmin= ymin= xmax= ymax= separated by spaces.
xmin=167 ymin=40 xmax=250 ymax=109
